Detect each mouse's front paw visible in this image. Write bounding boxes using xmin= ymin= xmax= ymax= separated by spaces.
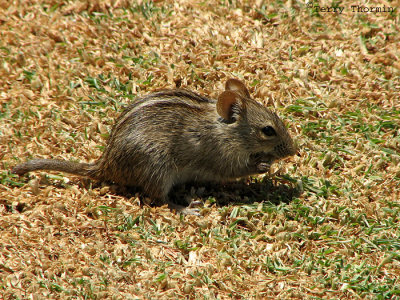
xmin=256 ymin=162 xmax=271 ymax=173
xmin=250 ymin=152 xmax=274 ymax=174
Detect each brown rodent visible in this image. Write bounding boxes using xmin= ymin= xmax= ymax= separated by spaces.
xmin=12 ymin=79 xmax=296 ymax=215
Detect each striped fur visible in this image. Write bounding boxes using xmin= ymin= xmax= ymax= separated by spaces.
xmin=12 ymin=80 xmax=296 ymax=208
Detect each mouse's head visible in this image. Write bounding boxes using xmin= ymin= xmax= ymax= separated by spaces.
xmin=217 ymin=78 xmax=296 ymax=160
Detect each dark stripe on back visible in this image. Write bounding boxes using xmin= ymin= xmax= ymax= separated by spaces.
xmin=151 ymin=89 xmax=215 ymax=104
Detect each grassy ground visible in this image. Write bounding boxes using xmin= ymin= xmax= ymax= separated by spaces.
xmin=1 ymin=0 xmax=399 ymax=299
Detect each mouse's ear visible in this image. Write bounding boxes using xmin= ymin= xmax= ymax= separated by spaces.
xmin=217 ymin=91 xmax=243 ymax=121
xmin=225 ymin=79 xmax=250 ymax=98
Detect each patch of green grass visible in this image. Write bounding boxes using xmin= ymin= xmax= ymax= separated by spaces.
xmin=0 ymin=171 xmax=25 ymax=187
xmin=74 ymin=74 xmax=136 ymax=115
xmin=129 ymin=1 xmax=173 ymax=20
xmin=39 ymin=280 xmax=65 ymax=293
xmin=122 ymin=257 xmax=141 ymax=268
xmin=286 ymin=97 xmax=328 ymax=115
xmin=71 ymin=278 xmax=97 ymax=299
xmin=123 ymin=53 xmax=160 ymax=68
xmin=0 ymin=102 xmax=11 ymax=119
xmin=0 ymin=45 xmax=11 ymax=55
xmin=89 ymin=12 xmax=110 ymax=24
xmin=6 ymin=104 xmax=44 ymax=122
xmin=116 ymin=215 xmax=142 ymax=231
xmin=22 ymin=69 xmax=36 ymax=82
xmin=99 ymin=254 xmax=111 ymax=264
xmin=41 ymin=3 xmax=62 ymax=13
xmin=85 ymin=76 xmax=103 ymax=91
xmin=130 ymin=1 xmax=159 ymax=19
xmin=254 ymin=4 xmax=279 ymax=23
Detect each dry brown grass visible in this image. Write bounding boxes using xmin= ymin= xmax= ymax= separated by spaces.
xmin=1 ymin=0 xmax=399 ymax=299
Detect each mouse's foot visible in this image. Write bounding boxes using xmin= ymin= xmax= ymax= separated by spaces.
xmin=166 ymin=201 xmax=201 ymax=216
xmin=179 ymin=206 xmax=201 ymax=216
xmin=187 ymin=199 xmax=203 ymax=208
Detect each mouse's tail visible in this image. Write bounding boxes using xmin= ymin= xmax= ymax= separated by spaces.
xmin=11 ymin=159 xmax=98 ymax=179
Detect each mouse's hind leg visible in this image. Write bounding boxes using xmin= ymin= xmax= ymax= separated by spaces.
xmin=164 ymin=192 xmax=202 ymax=216
xmin=146 ymin=175 xmax=201 ymax=216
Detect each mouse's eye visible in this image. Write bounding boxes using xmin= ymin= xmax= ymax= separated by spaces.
xmin=262 ymin=126 xmax=276 ymax=136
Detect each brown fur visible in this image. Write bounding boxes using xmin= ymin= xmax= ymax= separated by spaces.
xmin=12 ymin=79 xmax=296 ymax=214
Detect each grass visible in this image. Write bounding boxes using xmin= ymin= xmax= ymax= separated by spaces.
xmin=1 ymin=0 xmax=400 ymax=299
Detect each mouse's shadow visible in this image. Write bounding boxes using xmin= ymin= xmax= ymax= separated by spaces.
xmin=174 ymin=177 xmax=300 ymax=207
xmin=109 ymin=176 xmax=301 ymax=209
